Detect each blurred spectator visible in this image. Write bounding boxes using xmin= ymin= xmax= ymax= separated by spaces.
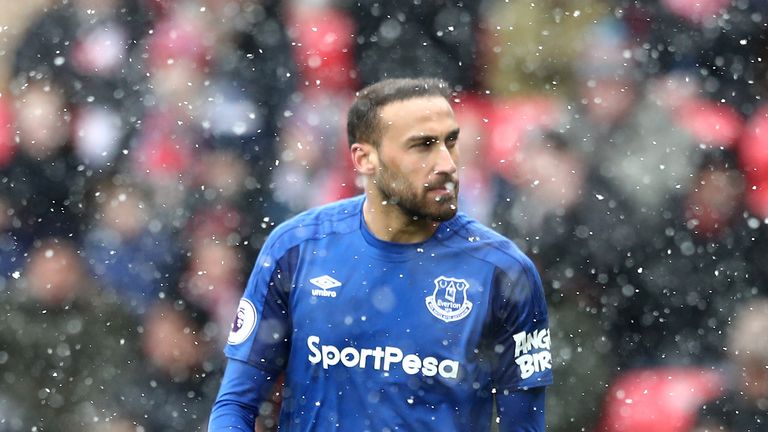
xmin=612 ymin=149 xmax=757 ymax=366
xmin=188 ymin=147 xmax=253 ymax=228
xmin=1 ymin=80 xmax=88 ymax=242
xmin=84 ymin=180 xmax=178 ymax=314
xmin=342 ymin=0 xmax=482 ymax=89
xmin=271 ymin=2 xmax=358 ymax=218
xmin=179 ymin=228 xmax=243 ymax=339
xmin=493 ymin=129 xmax=586 ymax=250
xmin=129 ymin=3 xmax=213 ymax=225
xmin=452 ymin=94 xmax=494 ymax=224
xmin=0 ymin=0 xmax=51 ymax=84
xmin=202 ymin=0 xmax=295 ymax=133
xmin=0 ymin=94 xmax=22 ymax=280
xmin=567 ymin=21 xmax=700 ymax=221
xmin=692 ymin=297 xmax=768 ymax=431
xmin=642 ymin=0 xmax=768 ymax=115
xmin=480 ymin=0 xmax=610 ymax=96
xmin=184 ymin=145 xmax=271 ymax=273
xmin=692 ymin=2 xmax=768 ymax=115
xmin=12 ymin=0 xmax=150 ymax=107
xmin=12 ymin=0 xmax=150 ymax=173
xmin=0 ymin=193 xmax=24 ymax=287
xmin=131 ymin=0 xmax=295 ymax=249
xmin=0 ymin=237 xmax=138 ymax=431
xmin=199 ymin=0 xmax=296 ymax=250
xmin=120 ymin=297 xmax=220 ymax=431
xmin=544 ymin=274 xmax=617 ymax=432
xmin=87 ymin=417 xmax=144 ymax=432
xmin=272 ymin=91 xmax=356 ymax=215
xmin=560 ymin=27 xmax=706 ymax=325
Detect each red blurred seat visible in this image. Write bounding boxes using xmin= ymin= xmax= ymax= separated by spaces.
xmin=288 ymin=6 xmax=357 ymax=91
xmin=0 ymin=96 xmax=14 ymax=168
xmin=597 ymin=367 xmax=724 ymax=432
xmin=486 ymin=96 xmax=563 ymax=183
xmin=661 ymin=0 xmax=731 ymax=25
xmin=740 ymin=105 xmax=768 ymax=218
xmin=675 ymin=97 xmax=744 ymax=148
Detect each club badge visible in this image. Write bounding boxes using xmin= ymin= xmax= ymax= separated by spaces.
xmin=425 ymin=276 xmax=473 ymax=323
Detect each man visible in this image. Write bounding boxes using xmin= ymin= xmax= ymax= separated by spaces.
xmin=208 ymin=78 xmax=552 ymax=431
xmin=0 ymin=238 xmax=138 ymax=430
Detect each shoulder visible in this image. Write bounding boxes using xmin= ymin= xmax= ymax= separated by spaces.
xmin=441 ymin=213 xmax=538 ymax=277
xmin=260 ymin=195 xmax=363 ymax=258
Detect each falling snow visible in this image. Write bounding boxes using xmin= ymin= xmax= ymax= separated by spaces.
xmin=0 ymin=0 xmax=766 ymax=431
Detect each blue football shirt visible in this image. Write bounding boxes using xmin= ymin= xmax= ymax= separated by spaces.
xmin=224 ymin=195 xmax=552 ymax=431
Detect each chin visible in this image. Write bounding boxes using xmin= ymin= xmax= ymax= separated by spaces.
xmin=426 ymin=203 xmax=458 ymax=222
xmin=428 ymin=213 xmax=456 ymax=222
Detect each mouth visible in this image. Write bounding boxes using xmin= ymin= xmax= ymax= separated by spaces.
xmin=427 ymin=181 xmax=457 ymax=201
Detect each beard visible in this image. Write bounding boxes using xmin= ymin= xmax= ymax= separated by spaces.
xmin=373 ymin=159 xmax=459 ymax=222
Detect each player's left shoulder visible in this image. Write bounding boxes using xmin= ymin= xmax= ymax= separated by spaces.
xmin=441 ymin=213 xmax=537 ymax=274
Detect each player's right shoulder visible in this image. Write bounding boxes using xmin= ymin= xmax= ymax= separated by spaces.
xmin=261 ymin=195 xmax=364 ymax=257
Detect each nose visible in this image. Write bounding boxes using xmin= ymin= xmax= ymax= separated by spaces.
xmin=433 ymin=143 xmax=458 ymax=176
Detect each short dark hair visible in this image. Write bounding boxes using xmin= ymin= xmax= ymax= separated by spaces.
xmin=347 ymin=77 xmax=452 ymax=148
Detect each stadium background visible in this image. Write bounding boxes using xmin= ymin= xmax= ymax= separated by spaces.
xmin=0 ymin=0 xmax=767 ymax=431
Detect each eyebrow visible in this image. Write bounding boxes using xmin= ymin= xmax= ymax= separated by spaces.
xmin=405 ymin=128 xmax=461 ymax=143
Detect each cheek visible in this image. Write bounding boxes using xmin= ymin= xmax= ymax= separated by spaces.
xmin=399 ymin=165 xmax=428 ymax=188
xmin=450 ymin=146 xmax=461 ymax=163
xmin=401 ymin=158 xmax=431 ymax=178
xmin=377 ymin=165 xmax=415 ymax=194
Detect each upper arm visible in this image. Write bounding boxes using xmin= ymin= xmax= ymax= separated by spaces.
xmin=488 ymin=258 xmax=553 ymax=390
xmin=224 ymin=241 xmax=298 ymax=373
xmin=211 ymin=233 xmax=299 ymax=430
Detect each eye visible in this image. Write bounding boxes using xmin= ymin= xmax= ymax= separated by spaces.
xmin=413 ymin=138 xmax=437 ymax=149
xmin=445 ymin=134 xmax=459 ymax=149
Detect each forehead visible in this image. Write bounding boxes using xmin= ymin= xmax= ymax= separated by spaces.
xmin=378 ymin=96 xmax=458 ymax=139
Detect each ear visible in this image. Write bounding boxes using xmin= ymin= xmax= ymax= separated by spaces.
xmin=350 ymin=142 xmax=377 ymax=175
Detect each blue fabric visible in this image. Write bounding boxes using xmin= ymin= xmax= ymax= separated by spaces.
xmin=497 ymin=387 xmax=546 ymax=431
xmin=208 ymin=359 xmax=275 ymax=431
xmin=214 ymin=195 xmax=551 ymax=431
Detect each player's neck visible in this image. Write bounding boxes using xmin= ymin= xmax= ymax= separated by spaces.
xmin=362 ymin=195 xmax=440 ymax=244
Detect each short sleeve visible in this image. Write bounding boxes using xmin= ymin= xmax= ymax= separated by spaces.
xmin=223 ymin=238 xmax=298 ymax=374
xmin=488 ymin=257 xmax=553 ymax=390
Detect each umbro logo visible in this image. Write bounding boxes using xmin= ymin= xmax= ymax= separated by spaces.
xmin=309 ymin=275 xmax=341 ymax=298
xmin=310 ymin=275 xmax=342 ymax=289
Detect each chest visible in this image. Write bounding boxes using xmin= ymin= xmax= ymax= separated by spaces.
xmin=288 ymin=239 xmax=492 ymax=361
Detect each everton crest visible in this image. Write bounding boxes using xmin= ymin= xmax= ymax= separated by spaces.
xmin=425 ymin=276 xmax=473 ymax=323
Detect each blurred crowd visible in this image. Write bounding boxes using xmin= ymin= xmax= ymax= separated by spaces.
xmin=0 ymin=0 xmax=767 ymax=431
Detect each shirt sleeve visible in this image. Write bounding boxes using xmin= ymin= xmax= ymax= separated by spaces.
xmin=223 ymin=237 xmax=298 ymax=374
xmin=208 ymin=359 xmax=278 ymax=431
xmin=496 ymin=387 xmax=546 ymax=431
xmin=488 ymin=258 xmax=553 ymax=390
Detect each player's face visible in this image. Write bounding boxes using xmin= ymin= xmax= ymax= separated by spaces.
xmin=373 ymin=96 xmax=461 ymax=221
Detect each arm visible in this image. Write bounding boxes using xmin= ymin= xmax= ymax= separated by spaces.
xmin=209 ymin=237 xmax=298 ymax=430
xmin=487 ymin=258 xmax=553 ymax=429
xmin=496 ymin=387 xmax=546 ymax=432
xmin=208 ymin=359 xmax=276 ymax=431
